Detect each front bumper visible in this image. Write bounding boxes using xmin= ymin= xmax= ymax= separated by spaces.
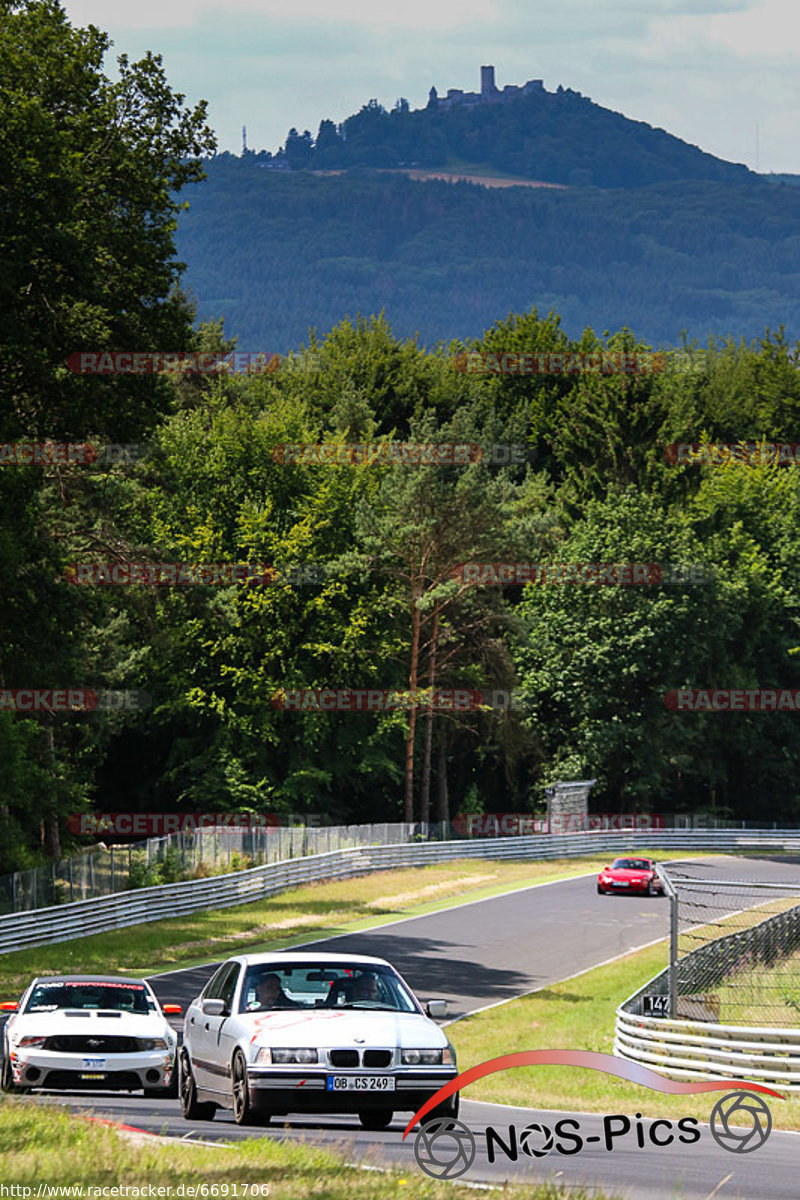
xmin=8 ymin=1048 xmax=176 ymax=1091
xmin=246 ymin=1067 xmax=459 ymax=1113
xmin=599 ymin=879 xmax=657 ymax=892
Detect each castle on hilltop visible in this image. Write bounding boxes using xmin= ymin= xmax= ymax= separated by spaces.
xmin=429 ymin=65 xmax=545 ymax=110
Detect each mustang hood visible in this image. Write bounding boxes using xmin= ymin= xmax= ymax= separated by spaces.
xmin=241 ymin=1009 xmax=446 ymax=1049
xmin=9 ymin=1011 xmax=168 ymax=1040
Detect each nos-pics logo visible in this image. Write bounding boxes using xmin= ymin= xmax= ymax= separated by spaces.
xmin=404 ymin=1051 xmax=779 ymax=1181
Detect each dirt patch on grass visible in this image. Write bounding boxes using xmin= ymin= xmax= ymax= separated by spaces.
xmin=367 ymin=872 xmax=499 ymax=908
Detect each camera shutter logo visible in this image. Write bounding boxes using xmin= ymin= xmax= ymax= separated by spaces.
xmin=519 ymin=1122 xmax=554 ymax=1157
xmin=709 ymin=1092 xmax=772 ymax=1153
xmin=413 ymin=1117 xmax=476 ymax=1179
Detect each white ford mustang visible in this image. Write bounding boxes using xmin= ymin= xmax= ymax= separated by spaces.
xmin=180 ymin=952 xmax=459 ymax=1128
xmin=0 ymin=975 xmax=181 ymax=1097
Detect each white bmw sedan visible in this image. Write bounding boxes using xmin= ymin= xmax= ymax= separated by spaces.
xmin=180 ymin=952 xmax=459 ymax=1128
xmin=0 ymin=975 xmax=181 ymax=1097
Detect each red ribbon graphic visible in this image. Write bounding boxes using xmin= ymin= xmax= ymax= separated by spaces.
xmin=402 ymin=1050 xmax=783 ymax=1139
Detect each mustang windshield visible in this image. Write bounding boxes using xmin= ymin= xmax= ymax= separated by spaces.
xmin=239 ymin=963 xmax=420 ymax=1014
xmin=24 ymin=981 xmax=151 ymax=1014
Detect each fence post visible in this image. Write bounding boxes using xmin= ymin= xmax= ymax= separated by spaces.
xmin=656 ymin=864 xmax=679 ymax=1018
xmin=110 ymin=847 xmax=115 ymax=893
xmin=69 ymin=857 xmax=74 ymax=903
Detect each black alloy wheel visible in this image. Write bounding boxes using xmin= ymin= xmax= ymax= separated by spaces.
xmin=179 ymin=1050 xmax=216 ymax=1121
xmin=232 ymin=1050 xmax=269 ymax=1126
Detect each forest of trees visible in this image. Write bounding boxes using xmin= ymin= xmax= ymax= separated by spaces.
xmin=3 ymin=1 xmax=800 ymax=875
xmin=175 ymin=157 xmax=800 ymax=352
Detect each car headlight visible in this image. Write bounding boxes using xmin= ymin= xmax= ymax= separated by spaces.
xmin=17 ymin=1036 xmax=46 ymax=1048
xmin=256 ymin=1048 xmax=318 ymax=1065
xmin=138 ymin=1038 xmax=168 ymax=1051
xmin=402 ymin=1048 xmax=454 ymax=1065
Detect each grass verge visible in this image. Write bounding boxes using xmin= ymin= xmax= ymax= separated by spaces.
xmin=447 ymin=940 xmax=800 ymax=1129
xmin=0 ymin=855 xmax=641 ymax=996
xmin=0 ymin=1095 xmax=623 ymax=1198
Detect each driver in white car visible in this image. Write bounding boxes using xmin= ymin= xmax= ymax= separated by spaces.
xmin=249 ymin=973 xmax=303 ymax=1010
xmin=351 ymin=974 xmax=379 ymax=1001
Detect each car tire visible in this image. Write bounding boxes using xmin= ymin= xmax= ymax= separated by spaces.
xmin=0 ymin=1041 xmax=27 ymax=1095
xmin=1 ymin=1051 xmax=17 ymax=1094
xmin=359 ymin=1108 xmax=394 ymax=1130
xmin=597 ymin=883 xmax=605 ymax=894
xmin=179 ymin=1050 xmax=216 ymax=1121
xmin=648 ymin=880 xmax=658 ymax=896
xmin=231 ymin=1050 xmax=269 ymax=1126
xmin=429 ymin=1091 xmax=460 ymax=1121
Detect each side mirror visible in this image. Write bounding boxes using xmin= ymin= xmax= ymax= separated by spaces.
xmin=426 ymin=1000 xmax=448 ymax=1019
xmin=201 ymin=999 xmax=226 ymax=1017
xmin=162 ymin=1004 xmax=182 ymax=1015
xmin=0 ymin=1002 xmax=18 ymax=1011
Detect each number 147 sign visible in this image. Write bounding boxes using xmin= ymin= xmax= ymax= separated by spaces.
xmin=643 ymin=994 xmax=670 ymax=1016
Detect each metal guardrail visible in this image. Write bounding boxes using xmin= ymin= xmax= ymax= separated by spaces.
xmin=615 ymin=1007 xmax=800 ymax=1090
xmin=2 ymin=827 xmax=800 ymax=956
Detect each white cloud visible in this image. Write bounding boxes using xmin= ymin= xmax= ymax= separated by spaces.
xmin=65 ymin=0 xmax=499 ymax=31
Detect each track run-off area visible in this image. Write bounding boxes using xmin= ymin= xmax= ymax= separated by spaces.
xmin=30 ymin=855 xmax=800 ymax=1199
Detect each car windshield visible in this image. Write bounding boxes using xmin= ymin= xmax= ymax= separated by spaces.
xmin=239 ymin=963 xmax=420 ymax=1014
xmin=24 ymin=981 xmax=151 ymax=1014
xmin=612 ymin=859 xmax=651 ymax=871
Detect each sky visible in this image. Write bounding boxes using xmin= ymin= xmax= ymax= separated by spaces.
xmin=62 ymin=0 xmax=800 ymax=173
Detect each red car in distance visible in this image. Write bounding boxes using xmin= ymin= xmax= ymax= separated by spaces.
xmin=597 ymin=857 xmax=663 ymax=896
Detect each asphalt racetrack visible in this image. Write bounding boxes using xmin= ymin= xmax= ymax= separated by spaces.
xmin=30 ymin=855 xmax=800 ymax=1198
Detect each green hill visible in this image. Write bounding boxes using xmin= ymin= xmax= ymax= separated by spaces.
xmin=175 ymin=158 xmax=800 ymax=351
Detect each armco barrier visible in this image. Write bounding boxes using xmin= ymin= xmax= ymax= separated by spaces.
xmin=3 ymin=828 xmax=800 ymax=956
xmin=615 ymin=1006 xmax=800 ymax=1090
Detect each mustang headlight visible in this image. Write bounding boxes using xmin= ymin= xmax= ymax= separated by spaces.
xmin=256 ymin=1048 xmax=318 ymax=1065
xmin=17 ymin=1036 xmax=46 ymax=1048
xmin=401 ymin=1048 xmax=454 ymax=1065
xmin=138 ymin=1037 xmax=168 ymax=1051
